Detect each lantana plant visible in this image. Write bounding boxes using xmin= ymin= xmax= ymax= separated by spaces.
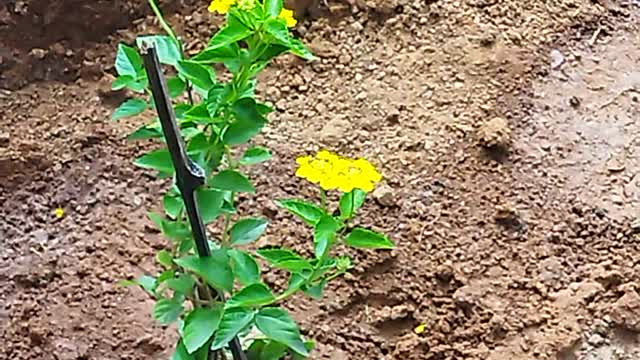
xmin=112 ymin=0 xmax=394 ymax=359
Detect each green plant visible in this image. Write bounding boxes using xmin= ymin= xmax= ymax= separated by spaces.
xmin=112 ymin=1 xmax=395 ymax=359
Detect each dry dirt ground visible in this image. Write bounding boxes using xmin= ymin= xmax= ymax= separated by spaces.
xmin=2 ymin=0 xmax=640 ymax=359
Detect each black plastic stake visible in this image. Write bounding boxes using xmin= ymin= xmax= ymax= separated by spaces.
xmin=140 ymin=43 xmax=247 ymax=360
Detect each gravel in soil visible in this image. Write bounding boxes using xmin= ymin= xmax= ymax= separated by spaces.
xmin=1 ymin=0 xmax=640 ymax=359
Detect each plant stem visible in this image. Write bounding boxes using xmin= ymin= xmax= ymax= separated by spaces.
xmin=320 ymin=189 xmax=328 ymax=211
xmin=147 ymin=0 xmax=180 ymax=47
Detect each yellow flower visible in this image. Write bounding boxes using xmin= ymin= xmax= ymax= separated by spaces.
xmin=208 ymin=0 xmax=236 ymax=14
xmin=279 ymin=8 xmax=297 ymax=27
xmin=55 ymin=207 xmax=65 ymax=219
xmin=295 ymin=150 xmax=382 ymax=193
xmin=414 ymin=324 xmax=426 ymax=334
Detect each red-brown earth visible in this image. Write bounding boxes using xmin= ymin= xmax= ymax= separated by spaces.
xmin=2 ymin=0 xmax=640 ymax=359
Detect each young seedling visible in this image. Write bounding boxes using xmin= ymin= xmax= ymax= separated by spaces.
xmin=113 ymin=0 xmax=395 ymax=359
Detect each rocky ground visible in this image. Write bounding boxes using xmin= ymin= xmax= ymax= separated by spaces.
xmin=1 ymin=0 xmax=640 ymax=359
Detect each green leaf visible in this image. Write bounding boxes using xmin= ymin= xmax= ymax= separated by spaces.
xmin=273 ymin=259 xmax=313 ymax=272
xmin=227 ymin=283 xmax=275 ymax=308
xmin=115 ymin=43 xmax=143 ymax=77
xmin=339 ymin=189 xmax=367 ymax=219
xmin=265 ymin=19 xmax=291 ymax=46
xmin=177 ymin=60 xmax=216 ymax=91
xmin=112 ymin=75 xmax=134 ymax=90
xmin=174 ymin=250 xmax=233 ymax=292
xmin=289 ymin=38 xmax=316 ymax=61
xmin=344 ymin=227 xmax=394 ymax=249
xmin=292 ymin=341 xmax=316 ymax=360
xmin=168 ymin=77 xmax=187 ymax=98
xmin=166 ymin=273 xmax=195 ymax=296
xmin=276 ymin=200 xmax=324 ymax=226
xmin=256 ymin=248 xmax=304 ymax=264
xmin=247 ymin=339 xmax=288 ymax=360
xmin=211 ymin=307 xmax=255 ymax=350
xmin=134 ymin=148 xmax=175 ymax=174
xmin=210 ymin=170 xmax=255 ymax=193
xmin=314 ymin=215 xmax=340 ymax=259
xmin=196 ymin=188 xmax=225 ymax=224
xmin=231 ymin=218 xmax=268 ymax=245
xmin=128 ymin=124 xmax=162 ymax=140
xmin=223 ymin=98 xmax=267 ymax=145
xmin=136 ymin=35 xmax=182 ymax=66
xmin=240 ymin=147 xmax=272 ymax=165
xmin=208 ymin=16 xmax=253 ymax=49
xmin=137 ymin=275 xmax=157 ymax=293
xmin=158 ymin=269 xmax=176 ymax=283
xmin=164 ymin=193 xmax=184 ymax=219
xmin=256 ymin=307 xmax=308 ymax=357
xmin=154 ymin=298 xmax=184 ymax=325
xmin=229 ymin=249 xmax=261 ymax=286
xmin=171 ymin=340 xmax=191 ymax=360
xmin=112 ymin=98 xmax=147 ymax=121
xmin=157 ymin=250 xmax=174 ymax=267
xmin=303 ymin=279 xmax=328 ymax=299
xmin=265 ymin=0 xmax=283 ymax=17
xmin=183 ymin=306 xmax=224 ymax=354
xmin=192 ymin=43 xmax=240 ymax=64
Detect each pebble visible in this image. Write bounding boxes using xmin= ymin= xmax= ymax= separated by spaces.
xmin=587 ymin=333 xmax=605 ymax=346
xmin=373 ymin=185 xmax=396 ymax=207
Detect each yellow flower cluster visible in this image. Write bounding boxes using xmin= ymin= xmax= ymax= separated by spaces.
xmin=207 ymin=0 xmax=297 ymax=27
xmin=208 ymin=0 xmax=236 ymax=14
xmin=295 ymin=150 xmax=382 ymax=193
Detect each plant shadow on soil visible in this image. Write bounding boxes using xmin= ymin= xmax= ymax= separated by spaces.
xmin=2 ymin=0 xmax=640 ymax=359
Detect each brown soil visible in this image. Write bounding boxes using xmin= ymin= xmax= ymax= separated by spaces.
xmin=2 ymin=0 xmax=640 ymax=359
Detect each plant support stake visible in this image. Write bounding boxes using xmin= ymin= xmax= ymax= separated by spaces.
xmin=140 ymin=43 xmax=247 ymax=360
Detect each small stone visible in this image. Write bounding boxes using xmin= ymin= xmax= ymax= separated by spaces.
xmin=477 ymin=117 xmax=512 ymax=149
xmin=587 ymin=333 xmax=605 ymax=346
xmin=320 ymin=117 xmax=350 ymax=143
xmin=630 ymin=218 xmax=640 ymax=233
xmin=373 ymin=185 xmax=396 ymax=207
xmin=550 ymin=49 xmax=565 ymax=69
xmin=29 ymin=48 xmax=47 ymax=59
xmin=611 ymin=290 xmax=640 ymax=332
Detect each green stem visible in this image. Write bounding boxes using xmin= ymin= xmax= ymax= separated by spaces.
xmin=147 ymin=0 xmax=180 ymax=47
xmin=320 ymin=189 xmax=328 ymax=211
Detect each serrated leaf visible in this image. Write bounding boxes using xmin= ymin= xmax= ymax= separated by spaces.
xmin=230 ymin=218 xmax=268 ymax=245
xmin=211 ymin=307 xmax=255 ymax=350
xmin=229 ymin=249 xmax=261 ymax=286
xmin=255 ymin=307 xmax=308 ymax=357
xmin=289 ymin=38 xmax=316 ymax=61
xmin=136 ymin=35 xmax=182 ymax=66
xmin=164 ymin=193 xmax=184 ymax=219
xmin=240 ymin=147 xmax=272 ymax=165
xmin=134 ymin=148 xmax=175 ymax=174
xmin=208 ymin=15 xmax=253 ymax=49
xmin=166 ymin=273 xmax=195 ymax=296
xmin=112 ymin=75 xmax=134 ymax=90
xmin=276 ymin=200 xmax=324 ymax=226
xmin=223 ymin=98 xmax=266 ymax=145
xmin=339 ymin=189 xmax=367 ymax=219
xmin=227 ymin=283 xmax=275 ymax=308
xmin=314 ymin=215 xmax=340 ymax=259
xmin=174 ymin=250 xmax=233 ymax=292
xmin=344 ymin=227 xmax=394 ymax=249
xmin=112 ymin=98 xmax=147 ymax=121
xmin=265 ymin=0 xmax=283 ymax=17
xmin=154 ymin=298 xmax=184 ymax=325
xmin=192 ymin=43 xmax=240 ymax=64
xmin=272 ymin=259 xmax=313 ymax=272
xmin=168 ymin=77 xmax=187 ymax=98
xmin=265 ymin=19 xmax=290 ymax=46
xmin=177 ymin=60 xmax=216 ymax=91
xmin=196 ymin=188 xmax=225 ymax=224
xmin=247 ymin=339 xmax=288 ymax=360
xmin=183 ymin=306 xmax=223 ymax=354
xmin=210 ymin=170 xmax=255 ymax=193
xmin=115 ymin=43 xmax=143 ymax=77
xmin=157 ymin=250 xmax=173 ymax=267
xmin=256 ymin=248 xmax=304 ymax=265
